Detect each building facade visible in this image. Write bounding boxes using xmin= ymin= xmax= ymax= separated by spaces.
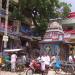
xmin=0 ymin=0 xmax=40 ymax=58
xmin=61 ymin=12 xmax=75 ymax=56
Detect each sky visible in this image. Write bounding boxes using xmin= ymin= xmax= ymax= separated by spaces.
xmin=61 ymin=0 xmax=75 ymax=12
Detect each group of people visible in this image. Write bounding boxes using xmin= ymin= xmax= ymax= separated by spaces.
xmin=29 ymin=52 xmax=62 ymax=73
xmin=4 ymin=52 xmax=27 ymax=72
xmin=5 ymin=53 xmax=61 ymax=71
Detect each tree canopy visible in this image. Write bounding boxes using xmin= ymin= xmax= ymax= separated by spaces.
xmin=11 ymin=0 xmax=71 ymax=36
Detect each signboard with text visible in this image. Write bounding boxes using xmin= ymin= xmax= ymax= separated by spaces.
xmin=44 ymin=31 xmax=63 ymax=41
xmin=3 ymin=35 xmax=8 ymax=42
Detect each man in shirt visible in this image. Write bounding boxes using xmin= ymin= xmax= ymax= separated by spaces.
xmin=40 ymin=54 xmax=46 ymax=71
xmin=22 ymin=54 xmax=26 ymax=66
xmin=69 ymin=54 xmax=73 ymax=63
xmin=41 ymin=53 xmax=50 ymax=71
xmin=4 ymin=54 xmax=11 ymax=71
xmin=11 ymin=53 xmax=17 ymax=72
xmin=74 ymin=55 xmax=75 ymax=62
xmin=45 ymin=53 xmax=50 ymax=66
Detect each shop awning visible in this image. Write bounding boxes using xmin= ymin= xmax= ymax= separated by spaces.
xmin=4 ymin=48 xmax=22 ymax=52
xmin=19 ymin=33 xmax=33 ymax=40
xmin=39 ymin=40 xmax=64 ymax=44
xmin=65 ymin=42 xmax=75 ymax=46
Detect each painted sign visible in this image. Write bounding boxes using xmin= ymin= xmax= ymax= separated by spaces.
xmin=44 ymin=31 xmax=64 ymax=41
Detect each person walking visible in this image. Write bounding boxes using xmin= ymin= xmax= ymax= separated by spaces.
xmin=21 ymin=54 xmax=26 ymax=69
xmin=4 ymin=54 xmax=11 ymax=71
xmin=50 ymin=55 xmax=56 ymax=67
xmin=69 ymin=54 xmax=74 ymax=63
xmin=11 ymin=53 xmax=17 ymax=72
xmin=40 ymin=53 xmax=46 ymax=71
xmin=45 ymin=53 xmax=50 ymax=68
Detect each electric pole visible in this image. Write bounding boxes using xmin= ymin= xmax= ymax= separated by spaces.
xmin=3 ymin=0 xmax=9 ymax=48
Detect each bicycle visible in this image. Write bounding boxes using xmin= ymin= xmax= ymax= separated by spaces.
xmin=26 ymin=67 xmax=33 ymax=75
xmin=15 ymin=63 xmax=25 ymax=74
xmin=25 ymin=60 xmax=50 ymax=75
xmin=62 ymin=62 xmax=75 ymax=74
xmin=16 ymin=62 xmax=31 ymax=75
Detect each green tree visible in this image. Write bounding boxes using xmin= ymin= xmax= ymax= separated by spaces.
xmin=59 ymin=2 xmax=71 ymax=18
xmin=11 ymin=0 xmax=71 ymax=36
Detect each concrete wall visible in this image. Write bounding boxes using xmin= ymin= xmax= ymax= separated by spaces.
xmin=61 ymin=18 xmax=75 ymax=31
xmin=62 ymin=18 xmax=75 ymax=25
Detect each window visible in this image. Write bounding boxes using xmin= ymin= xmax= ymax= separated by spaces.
xmin=9 ymin=4 xmax=14 ymax=12
xmin=2 ymin=0 xmax=6 ymax=9
xmin=1 ymin=17 xmax=5 ymax=23
xmin=67 ymin=26 xmax=73 ymax=30
xmin=2 ymin=0 xmax=14 ymax=12
xmin=63 ymin=26 xmax=73 ymax=31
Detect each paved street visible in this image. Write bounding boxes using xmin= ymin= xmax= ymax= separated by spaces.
xmin=0 ymin=71 xmax=26 ymax=75
xmin=0 ymin=71 xmax=42 ymax=75
xmin=0 ymin=71 xmax=73 ymax=75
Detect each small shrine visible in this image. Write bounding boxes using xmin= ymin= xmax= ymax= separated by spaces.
xmin=40 ymin=21 xmax=67 ymax=60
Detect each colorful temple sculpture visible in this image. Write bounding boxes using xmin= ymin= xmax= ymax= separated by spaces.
xmin=40 ymin=21 xmax=70 ymax=60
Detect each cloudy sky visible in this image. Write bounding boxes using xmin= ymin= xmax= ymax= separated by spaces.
xmin=61 ymin=0 xmax=75 ymax=12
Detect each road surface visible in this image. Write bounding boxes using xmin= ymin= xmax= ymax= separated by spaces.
xmin=0 ymin=71 xmax=73 ymax=75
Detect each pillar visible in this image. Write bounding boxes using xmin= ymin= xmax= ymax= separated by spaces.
xmin=0 ymin=0 xmax=2 ymax=23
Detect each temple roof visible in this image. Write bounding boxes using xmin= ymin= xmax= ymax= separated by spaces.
xmin=41 ymin=21 xmax=64 ymax=43
xmin=48 ymin=21 xmax=63 ymax=30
